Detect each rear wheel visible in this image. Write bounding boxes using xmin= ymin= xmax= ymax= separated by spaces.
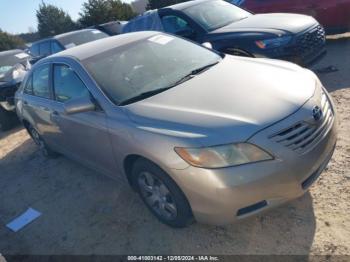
xmin=28 ymin=125 xmax=59 ymax=158
xmin=132 ymin=159 xmax=194 ymax=228
xmin=0 ymin=107 xmax=17 ymax=131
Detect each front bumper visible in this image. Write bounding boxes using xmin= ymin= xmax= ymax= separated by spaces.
xmin=254 ymin=24 xmax=327 ymax=67
xmin=169 ymin=93 xmax=337 ymax=225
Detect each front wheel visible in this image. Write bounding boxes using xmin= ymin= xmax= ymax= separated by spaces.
xmin=132 ymin=159 xmax=194 ymax=228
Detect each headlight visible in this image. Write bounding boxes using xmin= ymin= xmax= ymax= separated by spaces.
xmin=12 ymin=69 xmax=20 ymax=79
xmin=255 ymin=36 xmax=292 ymax=49
xmin=175 ymin=143 xmax=273 ymax=169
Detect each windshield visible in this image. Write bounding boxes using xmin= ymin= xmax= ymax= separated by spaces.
xmin=83 ymin=34 xmax=222 ymax=105
xmin=57 ymin=30 xmax=108 ymax=49
xmin=0 ymin=52 xmax=29 ymax=76
xmin=184 ymin=0 xmax=251 ymax=31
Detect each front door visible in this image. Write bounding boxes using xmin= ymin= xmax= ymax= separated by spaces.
xmin=49 ymin=63 xmax=117 ymax=175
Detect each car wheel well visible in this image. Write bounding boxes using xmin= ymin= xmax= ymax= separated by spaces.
xmin=22 ymin=119 xmax=31 ymax=132
xmin=223 ymin=47 xmax=254 ymax=57
xmin=123 ymin=154 xmax=143 ymax=189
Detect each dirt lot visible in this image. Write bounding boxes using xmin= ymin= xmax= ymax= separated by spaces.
xmin=0 ymin=39 xmax=349 ymax=256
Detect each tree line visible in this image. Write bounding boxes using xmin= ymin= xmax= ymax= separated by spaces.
xmin=0 ymin=0 xmax=191 ymax=52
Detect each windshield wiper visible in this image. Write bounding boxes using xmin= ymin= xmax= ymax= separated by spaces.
xmin=190 ymin=61 xmax=220 ymax=75
xmin=118 ymin=61 xmax=220 ymax=106
xmin=118 ymin=87 xmax=174 ymax=106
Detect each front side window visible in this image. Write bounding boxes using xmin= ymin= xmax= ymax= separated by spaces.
xmin=83 ymin=34 xmax=222 ymax=105
xmin=184 ymin=0 xmax=250 ymax=31
xmin=53 ymin=65 xmax=90 ymax=103
xmin=161 ymin=15 xmax=193 ymax=35
xmin=32 ymin=65 xmax=50 ymax=99
xmin=23 ymin=76 xmax=33 ymax=95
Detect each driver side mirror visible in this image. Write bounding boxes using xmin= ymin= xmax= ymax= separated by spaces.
xmin=64 ymin=96 xmax=96 ymax=115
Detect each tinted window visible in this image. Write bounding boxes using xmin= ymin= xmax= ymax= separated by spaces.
xmin=51 ymin=41 xmax=64 ymax=54
xmin=39 ymin=42 xmax=51 ymax=56
xmin=29 ymin=44 xmax=40 ymax=57
xmin=57 ymin=30 xmax=108 ymax=48
xmin=184 ymin=0 xmax=250 ymax=31
xmin=83 ymin=34 xmax=221 ymax=105
xmin=53 ymin=65 xmax=90 ymax=103
xmin=161 ymin=16 xmax=193 ymax=35
xmin=32 ymin=65 xmax=50 ymax=99
xmin=24 ymin=76 xmax=33 ymax=95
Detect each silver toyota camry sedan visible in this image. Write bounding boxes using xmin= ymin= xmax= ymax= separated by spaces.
xmin=15 ymin=32 xmax=337 ymax=228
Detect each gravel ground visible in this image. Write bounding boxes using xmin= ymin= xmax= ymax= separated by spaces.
xmin=0 ymin=39 xmax=349 ymax=256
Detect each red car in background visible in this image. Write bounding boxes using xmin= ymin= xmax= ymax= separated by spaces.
xmin=234 ymin=0 xmax=350 ymax=34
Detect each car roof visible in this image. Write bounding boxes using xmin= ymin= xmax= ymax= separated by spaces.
xmin=30 ymin=29 xmax=103 ymax=45
xmin=53 ymin=29 xmax=102 ymax=40
xmin=0 ymin=49 xmax=23 ymax=57
xmin=162 ymin=0 xmax=213 ymax=11
xmin=49 ymin=31 xmax=159 ymax=61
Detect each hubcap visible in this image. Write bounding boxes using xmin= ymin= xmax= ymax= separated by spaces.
xmin=138 ymin=171 xmax=177 ymax=220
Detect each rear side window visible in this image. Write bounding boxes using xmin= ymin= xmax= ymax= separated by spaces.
xmin=53 ymin=64 xmax=90 ymax=103
xmin=29 ymin=44 xmax=39 ymax=57
xmin=39 ymin=42 xmax=51 ymax=56
xmin=51 ymin=41 xmax=64 ymax=54
xmin=32 ymin=65 xmax=51 ymax=99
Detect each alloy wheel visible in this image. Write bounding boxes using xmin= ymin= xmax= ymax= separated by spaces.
xmin=138 ymin=171 xmax=178 ymax=221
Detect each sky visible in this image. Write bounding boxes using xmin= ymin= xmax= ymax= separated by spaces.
xmin=0 ymin=0 xmax=133 ymax=34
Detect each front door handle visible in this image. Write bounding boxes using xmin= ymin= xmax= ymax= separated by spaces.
xmin=52 ymin=111 xmax=60 ymax=116
xmin=23 ymin=101 xmax=28 ymax=105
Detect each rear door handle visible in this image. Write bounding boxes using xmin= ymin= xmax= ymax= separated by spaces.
xmin=23 ymin=101 xmax=28 ymax=105
xmin=52 ymin=111 xmax=60 ymax=116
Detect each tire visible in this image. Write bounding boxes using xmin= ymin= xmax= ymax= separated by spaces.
xmin=0 ymin=107 xmax=17 ymax=131
xmin=28 ymin=125 xmax=59 ymax=158
xmin=225 ymin=48 xmax=254 ymax=58
xmin=131 ymin=158 xmax=194 ymax=228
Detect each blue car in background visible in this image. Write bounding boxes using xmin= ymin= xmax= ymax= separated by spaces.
xmin=123 ymin=0 xmax=327 ymax=66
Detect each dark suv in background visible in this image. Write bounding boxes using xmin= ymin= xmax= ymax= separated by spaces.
xmin=27 ymin=29 xmax=108 ymax=64
xmin=123 ymin=0 xmax=326 ymax=66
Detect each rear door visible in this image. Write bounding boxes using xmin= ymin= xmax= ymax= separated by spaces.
xmin=21 ymin=64 xmax=57 ymax=144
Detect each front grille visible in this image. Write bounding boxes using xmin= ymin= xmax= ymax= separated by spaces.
xmin=270 ymin=92 xmax=334 ymax=154
xmin=296 ymin=25 xmax=325 ymax=58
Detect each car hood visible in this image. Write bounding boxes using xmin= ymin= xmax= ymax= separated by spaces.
xmin=125 ymin=56 xmax=317 ymax=146
xmin=211 ymin=13 xmax=317 ymax=35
